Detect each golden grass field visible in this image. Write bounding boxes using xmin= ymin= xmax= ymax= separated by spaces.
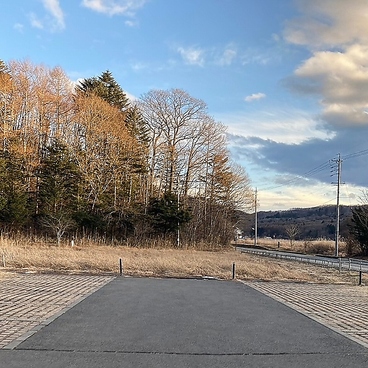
xmin=0 ymin=236 xmax=362 ymax=285
xmin=240 ymin=238 xmax=338 ymax=255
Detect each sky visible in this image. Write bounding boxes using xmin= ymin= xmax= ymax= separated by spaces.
xmin=1 ymin=0 xmax=368 ymax=211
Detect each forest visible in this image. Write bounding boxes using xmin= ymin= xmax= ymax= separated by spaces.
xmin=0 ymin=59 xmax=253 ymax=247
xmin=238 ymin=205 xmax=352 ymax=240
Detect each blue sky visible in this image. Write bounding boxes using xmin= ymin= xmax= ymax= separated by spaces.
xmin=2 ymin=0 xmax=368 ymax=211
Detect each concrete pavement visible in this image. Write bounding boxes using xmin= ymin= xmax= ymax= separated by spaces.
xmin=1 ymin=276 xmax=368 ymax=367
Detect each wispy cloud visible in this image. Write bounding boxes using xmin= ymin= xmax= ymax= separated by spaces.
xmin=130 ymin=61 xmax=148 ymax=71
xmin=29 ymin=13 xmax=44 ymax=29
xmin=244 ymin=93 xmax=266 ymax=102
xmin=28 ymin=0 xmax=65 ymax=32
xmin=42 ymin=0 xmax=65 ymax=31
xmin=175 ymin=44 xmax=239 ymax=67
xmin=217 ymin=108 xmax=333 ymax=145
xmin=218 ymin=45 xmax=237 ymax=66
xmin=125 ymin=19 xmax=138 ymax=27
xmin=173 ymin=43 xmax=279 ymax=68
xmin=176 ymin=46 xmax=205 ymax=66
xmin=13 ymin=23 xmax=24 ymax=32
xmin=81 ymin=0 xmax=147 ymax=16
xmin=241 ymin=48 xmax=275 ymax=66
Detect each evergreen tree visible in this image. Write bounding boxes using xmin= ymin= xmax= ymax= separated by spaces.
xmin=77 ymin=70 xmax=129 ymax=111
xmin=147 ymin=192 xmax=191 ymax=236
xmin=124 ymin=105 xmax=150 ymax=175
xmin=38 ymin=139 xmax=81 ymax=216
xmin=125 ymin=105 xmax=150 ymax=147
xmin=99 ymin=70 xmax=129 ymax=110
xmin=0 ymin=152 xmax=30 ymax=228
xmin=349 ymin=205 xmax=368 ymax=255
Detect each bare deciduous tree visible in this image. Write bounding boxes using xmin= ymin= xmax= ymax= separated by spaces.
xmin=138 ymin=89 xmax=207 ymax=195
xmin=285 ymin=224 xmax=300 ymax=248
xmin=41 ymin=213 xmax=75 ymax=246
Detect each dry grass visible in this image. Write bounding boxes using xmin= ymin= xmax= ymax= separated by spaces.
xmin=0 ymin=238 xmax=361 ymax=285
xmin=238 ymin=238 xmax=339 ymax=255
xmin=0 ymin=271 xmax=14 ymax=281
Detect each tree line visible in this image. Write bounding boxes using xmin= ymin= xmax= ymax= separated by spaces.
xmin=240 ymin=203 xmax=368 ymax=256
xmin=0 ymin=59 xmax=253 ymax=247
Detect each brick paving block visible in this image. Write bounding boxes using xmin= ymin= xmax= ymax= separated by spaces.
xmin=0 ymin=274 xmax=114 ymax=349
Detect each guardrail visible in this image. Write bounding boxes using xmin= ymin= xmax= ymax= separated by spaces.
xmin=236 ymin=246 xmax=368 ymax=274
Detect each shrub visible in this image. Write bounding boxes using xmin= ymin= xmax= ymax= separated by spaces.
xmin=305 ymin=241 xmax=333 ymax=255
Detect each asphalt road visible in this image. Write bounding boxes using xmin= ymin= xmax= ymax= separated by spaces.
xmin=238 ymin=246 xmax=368 ymax=273
xmin=1 ymin=277 xmax=368 ymax=368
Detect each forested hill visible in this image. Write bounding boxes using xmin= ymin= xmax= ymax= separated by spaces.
xmin=238 ymin=205 xmax=353 ymax=240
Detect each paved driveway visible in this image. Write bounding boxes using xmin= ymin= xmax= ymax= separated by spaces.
xmin=1 ymin=277 xmax=368 ymax=367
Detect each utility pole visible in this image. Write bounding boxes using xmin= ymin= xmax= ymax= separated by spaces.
xmin=177 ymin=175 xmax=180 ymax=248
xmin=331 ymin=154 xmax=342 ymax=257
xmin=254 ymin=188 xmax=258 ymax=247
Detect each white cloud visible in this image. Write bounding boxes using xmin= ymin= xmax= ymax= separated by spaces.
xmin=29 ymin=13 xmax=44 ymax=29
xmin=241 ymin=48 xmax=274 ymax=66
xmin=228 ymin=131 xmax=368 ymax=210
xmin=218 ymin=45 xmax=237 ymax=66
xmin=294 ymin=44 xmax=368 ymax=100
xmin=176 ymin=46 xmax=205 ymax=66
xmin=42 ymin=0 xmax=65 ymax=31
xmin=125 ymin=19 xmax=138 ymax=27
xmin=13 ymin=23 xmax=24 ymax=32
xmin=257 ymin=184 xmax=334 ymax=211
xmin=82 ymin=0 xmax=147 ymax=16
xmin=217 ymin=109 xmax=333 ymax=144
xmin=290 ymin=44 xmax=368 ymax=128
xmin=284 ymin=1 xmax=368 ymax=128
xmin=244 ymin=93 xmax=266 ymax=102
xmin=28 ymin=1 xmax=65 ymax=32
xmin=172 ymin=43 xmax=279 ymax=69
xmin=272 ymin=33 xmax=281 ymax=43
xmin=284 ymin=0 xmax=368 ymax=49
xmin=224 ymin=1 xmax=368 ymax=210
xmin=258 ymin=182 xmax=366 ymax=211
xmin=131 ymin=62 xmax=147 ymax=71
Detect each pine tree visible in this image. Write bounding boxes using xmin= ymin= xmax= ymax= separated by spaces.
xmin=77 ymin=70 xmax=129 ymax=111
xmin=350 ymin=205 xmax=368 ymax=255
xmin=38 ymin=139 xmax=81 ymax=216
xmin=0 ymin=152 xmax=30 ymax=228
xmin=124 ymin=105 xmax=150 ymax=176
xmin=125 ymin=105 xmax=150 ymax=147
xmin=147 ymin=192 xmax=191 ymax=236
xmin=99 ymin=70 xmax=129 ymax=110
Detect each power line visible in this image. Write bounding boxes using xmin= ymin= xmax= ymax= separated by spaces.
xmin=343 ymin=148 xmax=368 ymax=161
xmin=258 ymin=146 xmax=368 ymax=192
xmin=258 ymin=160 xmax=331 ymax=191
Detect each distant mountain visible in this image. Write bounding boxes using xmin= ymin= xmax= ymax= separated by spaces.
xmin=236 ymin=205 xmax=353 ymax=240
